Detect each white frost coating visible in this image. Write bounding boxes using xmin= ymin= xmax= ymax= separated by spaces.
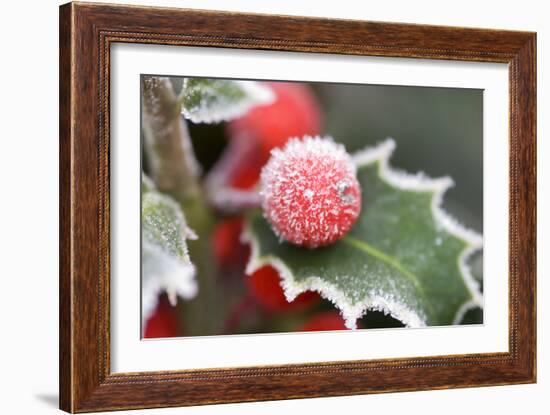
xmin=208 ymin=187 xmax=262 ymax=214
xmin=141 ymin=191 xmax=199 ymax=326
xmin=244 ymin=138 xmax=483 ymax=329
xmin=141 ymin=240 xmax=198 ymax=326
xmin=452 ymin=299 xmax=481 ymax=325
xmin=242 ymin=225 xmax=425 ymax=329
xmin=181 ymin=79 xmax=275 ymax=124
xmin=142 ymin=240 xmax=198 ymax=325
xmin=354 ymin=139 xmax=483 ymax=321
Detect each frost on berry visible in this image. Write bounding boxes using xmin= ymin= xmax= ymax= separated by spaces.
xmin=260 ymin=136 xmax=361 ymax=248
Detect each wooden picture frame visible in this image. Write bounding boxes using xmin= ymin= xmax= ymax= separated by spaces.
xmin=59 ymin=2 xmax=536 ymax=412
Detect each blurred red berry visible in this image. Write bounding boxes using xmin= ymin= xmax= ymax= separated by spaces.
xmin=225 ymin=137 xmax=266 ymax=189
xmin=247 ymin=265 xmax=319 ymax=311
xmin=298 ymin=311 xmax=348 ymax=332
xmin=212 ymin=217 xmax=250 ymax=267
xmin=227 ymin=82 xmax=321 ymax=189
xmin=143 ymin=297 xmax=180 ymax=338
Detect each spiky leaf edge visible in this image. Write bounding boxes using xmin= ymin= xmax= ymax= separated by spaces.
xmin=242 ymin=139 xmax=483 ymax=329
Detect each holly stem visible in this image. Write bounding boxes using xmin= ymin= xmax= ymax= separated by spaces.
xmin=141 ymin=76 xmax=200 ymax=202
xmin=177 ymin=197 xmax=223 ymax=336
xmin=141 ymin=76 xmax=223 ymax=335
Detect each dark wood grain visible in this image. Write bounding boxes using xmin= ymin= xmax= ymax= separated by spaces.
xmin=59 ymin=3 xmax=73 ymax=411
xmin=59 ymin=2 xmax=536 ymax=412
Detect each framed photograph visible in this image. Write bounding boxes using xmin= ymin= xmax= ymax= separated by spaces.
xmin=59 ymin=2 xmax=536 ymax=412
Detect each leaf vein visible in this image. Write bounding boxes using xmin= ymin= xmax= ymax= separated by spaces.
xmin=341 ymin=235 xmax=433 ymax=318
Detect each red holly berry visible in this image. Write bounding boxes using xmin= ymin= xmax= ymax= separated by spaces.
xmin=247 ymin=265 xmax=319 ymax=312
xmin=225 ymin=137 xmax=266 ymax=189
xmin=227 ymin=82 xmax=321 ymax=189
xmin=143 ymin=297 xmax=180 ymax=338
xmin=212 ymin=217 xmax=249 ymax=267
xmin=260 ymin=136 xmax=361 ymax=248
xmin=298 ymin=311 xmax=348 ymax=332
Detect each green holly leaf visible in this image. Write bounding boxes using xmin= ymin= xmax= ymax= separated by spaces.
xmin=142 ymin=176 xmax=198 ymax=323
xmin=179 ymin=78 xmax=274 ymax=124
xmin=243 ymin=139 xmax=482 ymax=329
